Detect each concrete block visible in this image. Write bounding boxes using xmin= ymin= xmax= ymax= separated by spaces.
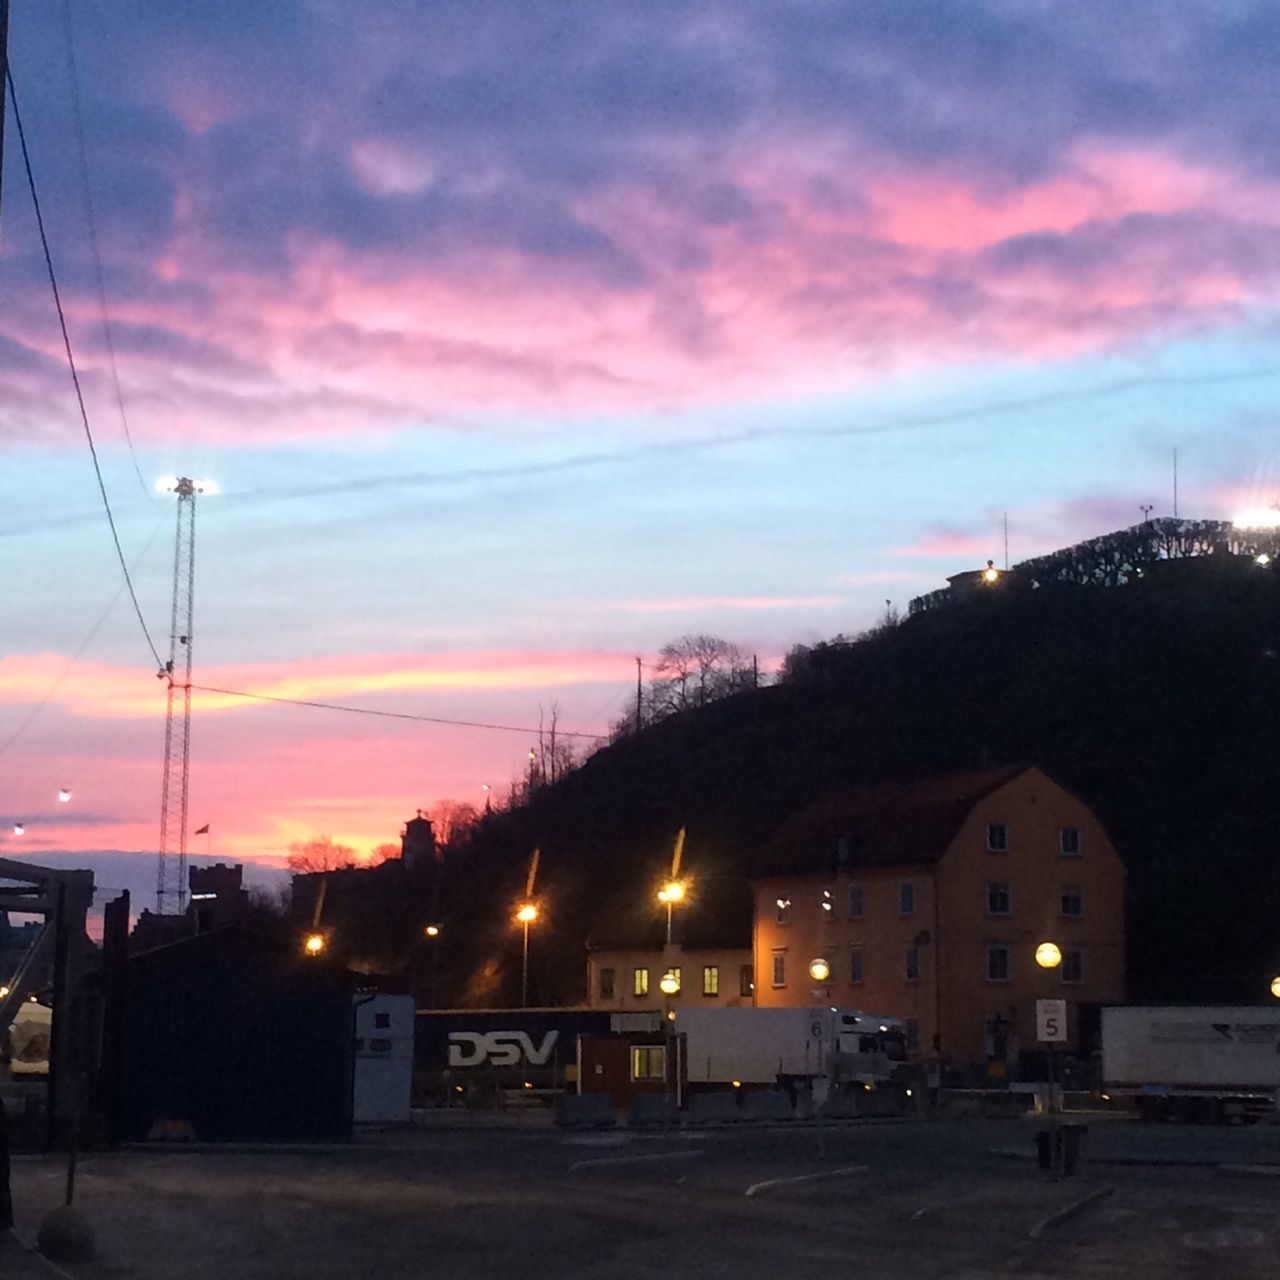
xmin=554 ymin=1093 xmax=616 ymax=1130
xmin=687 ymin=1091 xmax=741 ymax=1125
xmin=627 ymin=1094 xmax=677 ymax=1130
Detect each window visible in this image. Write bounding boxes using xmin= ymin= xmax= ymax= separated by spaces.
xmin=849 ymin=944 xmax=864 ymax=984
xmin=702 ymin=966 xmax=719 ymax=997
xmin=904 ymin=1018 xmax=920 ymax=1053
xmin=1060 ymin=885 xmax=1083 ymax=918
xmin=374 ymin=1012 xmax=391 ymax=1029
xmin=633 ymin=967 xmax=649 ymax=997
xmin=848 ymin=881 xmax=864 ymax=919
xmin=987 ymin=823 xmax=1008 ymax=852
xmin=775 ymin=895 xmax=792 ymax=924
xmin=739 ymin=964 xmax=754 ymax=997
xmin=904 ymin=945 xmax=920 ymax=982
xmin=771 ymin=950 xmax=787 ymax=987
xmin=821 ymin=887 xmax=834 ymax=919
xmin=1060 ymin=827 xmax=1081 ymax=856
xmin=986 ymin=943 xmax=1011 ymax=982
xmin=898 ymin=880 xmax=916 ymax=916
xmin=599 ymin=967 xmax=615 ymax=999
xmin=631 ymin=1045 xmax=665 ymax=1082
xmin=1061 ymin=946 xmax=1084 ymax=984
xmin=986 ymin=882 xmax=1012 ymax=915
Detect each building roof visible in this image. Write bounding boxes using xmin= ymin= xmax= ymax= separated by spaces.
xmin=756 ymin=765 xmax=1032 ymax=878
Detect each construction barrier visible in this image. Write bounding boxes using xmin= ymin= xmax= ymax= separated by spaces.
xmin=554 ymin=1094 xmax=616 ymax=1130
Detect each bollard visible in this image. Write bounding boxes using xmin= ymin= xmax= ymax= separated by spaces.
xmin=0 ymin=1095 xmax=12 ymax=1231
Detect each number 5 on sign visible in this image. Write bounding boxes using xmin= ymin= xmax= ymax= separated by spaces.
xmin=1036 ymin=998 xmax=1067 ymax=1043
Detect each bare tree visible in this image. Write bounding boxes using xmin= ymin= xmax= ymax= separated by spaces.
xmin=286 ymin=835 xmax=358 ymax=874
xmin=424 ymin=800 xmax=481 ymax=854
xmin=651 ymin=634 xmax=751 ymax=715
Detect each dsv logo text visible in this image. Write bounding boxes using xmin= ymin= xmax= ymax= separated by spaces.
xmin=447 ymin=1030 xmax=559 ymax=1068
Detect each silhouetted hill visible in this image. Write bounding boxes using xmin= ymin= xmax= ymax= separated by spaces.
xmin=432 ymin=559 xmax=1280 ymax=1009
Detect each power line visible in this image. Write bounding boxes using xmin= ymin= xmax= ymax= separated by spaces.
xmin=6 ymin=66 xmax=162 ymax=670
xmin=191 ymin=684 xmax=608 ymax=741
xmin=58 ymin=0 xmax=154 ymax=504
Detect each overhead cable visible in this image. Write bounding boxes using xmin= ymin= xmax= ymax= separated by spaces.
xmin=6 ymin=66 xmax=162 ymax=669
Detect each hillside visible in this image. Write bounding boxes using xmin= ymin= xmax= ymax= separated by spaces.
xmin=430 ymin=559 xmax=1280 ymax=1009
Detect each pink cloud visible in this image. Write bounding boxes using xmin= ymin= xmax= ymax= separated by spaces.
xmin=889 ymin=530 xmax=997 ymax=560
xmin=623 ymin=595 xmax=843 ymax=613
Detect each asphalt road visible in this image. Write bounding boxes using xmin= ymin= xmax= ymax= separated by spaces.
xmin=6 ymin=1119 xmax=1279 ymax=1279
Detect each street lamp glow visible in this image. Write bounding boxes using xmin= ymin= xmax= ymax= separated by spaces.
xmin=659 ymin=971 xmax=680 ymax=996
xmin=303 ymin=932 xmax=326 ymax=956
xmin=982 ymin=566 xmax=1000 ymax=583
xmin=515 ymin=902 xmax=538 ymax=925
xmin=1256 ymin=554 xmax=1272 ymax=567
xmin=1035 ymin=941 xmax=1062 ymax=969
xmin=657 ymin=879 xmax=686 ymax=904
xmin=1270 ymin=975 xmax=1280 ymax=1000
xmin=808 ymin=957 xmax=832 ymax=983
xmin=424 ymin=924 xmax=440 ymax=938
xmin=0 ymin=986 xmax=9 ymax=999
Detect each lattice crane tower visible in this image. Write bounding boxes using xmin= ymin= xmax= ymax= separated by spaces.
xmin=155 ymin=476 xmax=214 ymax=914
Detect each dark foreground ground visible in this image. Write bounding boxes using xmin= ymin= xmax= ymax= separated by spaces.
xmin=3 ymin=1116 xmax=1278 ymax=1279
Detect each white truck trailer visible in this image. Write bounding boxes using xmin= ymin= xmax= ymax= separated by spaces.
xmin=1101 ymin=1006 xmax=1280 ymax=1122
xmin=675 ymin=1006 xmax=907 ymax=1091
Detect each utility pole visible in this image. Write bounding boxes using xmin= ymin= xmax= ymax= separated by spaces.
xmin=156 ymin=477 xmax=206 ymax=914
xmin=0 ymin=0 xmax=11 ymax=224
xmin=635 ymin=656 xmax=643 ymax=731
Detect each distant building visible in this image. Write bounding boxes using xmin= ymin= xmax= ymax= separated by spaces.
xmin=586 ymin=875 xmax=754 ymax=1012
xmin=188 ymin=863 xmax=251 ymax=933
xmin=751 ymin=766 xmax=1125 ymax=1082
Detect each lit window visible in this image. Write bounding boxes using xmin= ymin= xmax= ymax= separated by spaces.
xmin=848 ymin=882 xmax=864 ymax=919
xmin=631 ymin=1045 xmax=665 ymax=1081
xmin=775 ymin=896 xmax=792 ymax=925
xmin=986 ymin=943 xmax=1011 ymax=983
xmin=739 ymin=964 xmax=754 ymax=997
xmin=1060 ymin=885 xmax=1083 ymax=918
xmin=904 ymin=946 xmax=920 ymax=982
xmin=771 ymin=950 xmax=787 ymax=987
xmin=986 ymin=882 xmax=1012 ymax=915
xmin=987 ymin=823 xmax=1008 ymax=852
xmin=898 ymin=881 xmax=916 ymax=916
xmin=1060 ymin=827 xmax=1081 ymax=856
xmin=1061 ymin=947 xmax=1084 ymax=984
xmin=702 ymin=965 xmax=719 ymax=997
xmin=599 ymin=967 xmax=615 ymax=999
xmin=633 ymin=967 xmax=649 ymax=997
xmin=849 ymin=944 xmax=864 ymax=984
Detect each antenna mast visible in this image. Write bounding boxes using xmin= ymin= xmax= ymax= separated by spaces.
xmin=156 ymin=477 xmax=200 ymax=914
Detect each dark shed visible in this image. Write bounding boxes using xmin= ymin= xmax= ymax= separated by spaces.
xmin=116 ymin=928 xmax=354 ymax=1143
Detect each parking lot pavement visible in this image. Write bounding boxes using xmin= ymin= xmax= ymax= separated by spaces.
xmin=7 ymin=1120 xmax=1279 ymax=1279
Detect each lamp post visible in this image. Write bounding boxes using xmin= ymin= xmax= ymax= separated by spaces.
xmin=657 ymin=879 xmax=686 ymax=945
xmin=1034 ymin=940 xmax=1066 ymax=1177
xmin=515 ymin=903 xmax=538 ymax=1008
xmin=424 ymin=924 xmax=442 ymax=1007
xmin=808 ymin=957 xmax=833 ymax=1157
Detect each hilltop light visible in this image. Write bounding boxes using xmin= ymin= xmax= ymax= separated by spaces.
xmin=1257 ymin=554 xmax=1273 ymax=567
xmin=57 ymin=788 xmax=71 ymax=803
xmin=12 ymin=823 xmax=23 ymax=836
xmin=981 ymin=560 xmax=1001 ymax=584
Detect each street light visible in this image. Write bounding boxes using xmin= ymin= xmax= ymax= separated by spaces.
xmin=424 ymin=924 xmax=442 ymax=1006
xmin=657 ymin=878 xmax=687 ymax=944
xmin=1035 ymin=941 xmax=1062 ymax=970
xmin=303 ymin=932 xmax=326 ymax=957
xmin=808 ymin=957 xmax=831 ymax=983
xmin=659 ymin=970 xmax=680 ymax=996
xmin=515 ymin=902 xmax=539 ymax=1007
xmin=1270 ymin=976 xmax=1280 ymax=1000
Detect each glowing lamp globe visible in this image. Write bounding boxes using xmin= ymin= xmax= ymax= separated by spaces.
xmin=808 ymin=957 xmax=832 ymax=983
xmin=515 ymin=903 xmax=538 ymax=925
xmin=1270 ymin=976 xmax=1280 ymax=1000
xmin=1035 ymin=941 xmax=1062 ymax=969
xmin=659 ymin=972 xmax=680 ymax=996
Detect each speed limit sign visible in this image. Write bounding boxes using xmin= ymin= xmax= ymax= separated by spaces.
xmin=1036 ymin=998 xmax=1067 ymax=1043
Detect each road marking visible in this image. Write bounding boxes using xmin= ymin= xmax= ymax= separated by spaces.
xmin=745 ymin=1165 xmax=867 ymax=1198
xmin=568 ymin=1150 xmax=705 ymax=1173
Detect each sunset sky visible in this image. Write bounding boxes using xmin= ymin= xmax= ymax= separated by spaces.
xmin=4 ymin=1 xmax=1280 ymax=896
